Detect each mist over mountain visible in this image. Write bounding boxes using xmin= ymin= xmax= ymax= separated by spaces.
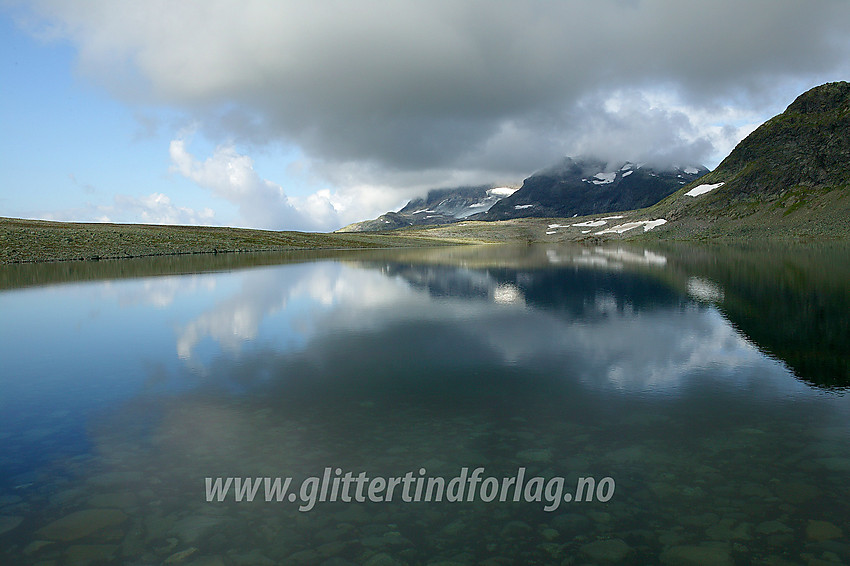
xmin=679 ymin=81 xmax=850 ymax=200
xmin=337 ymin=185 xmax=517 ymax=232
xmin=338 ymin=156 xmax=709 ymax=232
xmin=478 ymin=157 xmax=708 ymax=221
xmin=649 ymin=81 xmax=850 ymax=238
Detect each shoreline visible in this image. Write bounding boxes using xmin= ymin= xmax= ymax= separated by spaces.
xmin=0 ymin=217 xmax=487 ymax=265
xmin=3 ymin=211 xmax=847 ymax=265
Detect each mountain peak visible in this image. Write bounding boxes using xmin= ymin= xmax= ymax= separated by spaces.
xmin=647 ymin=81 xmax=850 ymax=239
xmin=480 ymin=156 xmax=708 ymax=220
xmin=785 ymin=81 xmax=850 ymax=115
xmin=676 ymin=81 xmax=850 ymax=201
xmin=336 ymin=184 xmax=518 ymax=232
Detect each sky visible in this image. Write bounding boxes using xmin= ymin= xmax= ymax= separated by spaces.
xmin=2 ymin=1 xmax=850 ymax=232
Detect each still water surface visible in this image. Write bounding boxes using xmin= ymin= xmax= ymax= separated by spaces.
xmin=1 ymin=244 xmax=849 ymax=565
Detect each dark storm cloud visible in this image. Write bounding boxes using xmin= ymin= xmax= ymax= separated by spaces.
xmin=20 ymin=0 xmax=850 ymax=177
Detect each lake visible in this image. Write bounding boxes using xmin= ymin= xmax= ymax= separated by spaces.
xmin=1 ymin=243 xmax=849 ymax=565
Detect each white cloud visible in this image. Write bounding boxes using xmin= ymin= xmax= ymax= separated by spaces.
xmin=169 ymin=137 xmax=341 ymax=230
xmin=169 ymin=138 xmax=293 ymax=227
xmin=17 ymin=0 xmax=850 ymax=220
xmin=43 ymin=192 xmax=215 ymax=225
xmin=116 ymin=192 xmax=214 ymax=224
xmin=168 ymin=138 xmax=422 ymax=230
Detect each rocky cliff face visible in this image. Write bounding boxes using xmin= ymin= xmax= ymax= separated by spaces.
xmin=478 ymin=157 xmax=708 ymax=221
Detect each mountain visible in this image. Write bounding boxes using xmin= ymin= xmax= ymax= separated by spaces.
xmin=341 ymin=81 xmax=850 ymax=240
xmin=338 ymin=156 xmax=708 ymax=232
xmin=477 ymin=157 xmax=709 ymax=221
xmin=337 ymin=185 xmax=517 ymax=232
xmin=642 ymin=81 xmax=850 ymax=239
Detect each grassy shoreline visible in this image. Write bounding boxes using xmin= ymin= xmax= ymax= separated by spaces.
xmin=0 ymin=217 xmax=492 ymax=264
xmin=3 ymin=202 xmax=848 ymax=265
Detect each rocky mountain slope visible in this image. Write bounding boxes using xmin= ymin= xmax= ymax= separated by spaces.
xmin=345 ymin=81 xmax=849 ymax=241
xmin=482 ymin=81 xmax=850 ymax=242
xmin=479 ymin=158 xmax=708 ymax=220
xmin=337 ymin=185 xmax=517 ymax=232
xmin=340 ymin=156 xmax=708 ymax=232
xmin=640 ymin=81 xmax=850 ymax=240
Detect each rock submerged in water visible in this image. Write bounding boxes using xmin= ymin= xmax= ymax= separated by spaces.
xmin=163 ymin=546 xmax=198 ymax=564
xmin=755 ymin=520 xmax=793 ymax=535
xmin=87 ymin=491 xmax=138 ymax=509
xmin=362 ymin=553 xmax=402 ymax=566
xmin=774 ymin=481 xmax=819 ymax=505
xmin=0 ymin=515 xmax=23 ymax=536
xmin=36 ymin=508 xmax=127 ymax=541
xmin=806 ymin=520 xmax=843 ymax=541
xmin=660 ymin=545 xmax=733 ymax=566
xmin=64 ymin=544 xmax=118 ymax=564
xmin=705 ymin=518 xmax=752 ymax=541
xmin=169 ymin=514 xmax=225 ymax=544
xmin=515 ymin=448 xmax=553 ymax=463
xmin=579 ymin=538 xmax=631 ymax=563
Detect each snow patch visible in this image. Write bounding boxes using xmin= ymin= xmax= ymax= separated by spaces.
xmin=514 ymin=204 xmax=534 ymax=209
xmin=488 ymin=187 xmax=518 ymax=197
xmin=569 ymin=216 xmax=622 ymax=228
xmin=642 ymin=219 xmax=667 ymax=231
xmin=685 ymin=182 xmax=724 ymax=197
xmin=622 ymin=170 xmax=634 ymax=177
xmin=592 ymin=172 xmax=617 ymax=185
xmin=684 ymin=167 xmax=699 ymax=175
xmin=595 ymin=219 xmax=667 ymax=234
xmin=545 ymin=231 xmax=557 ymax=235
